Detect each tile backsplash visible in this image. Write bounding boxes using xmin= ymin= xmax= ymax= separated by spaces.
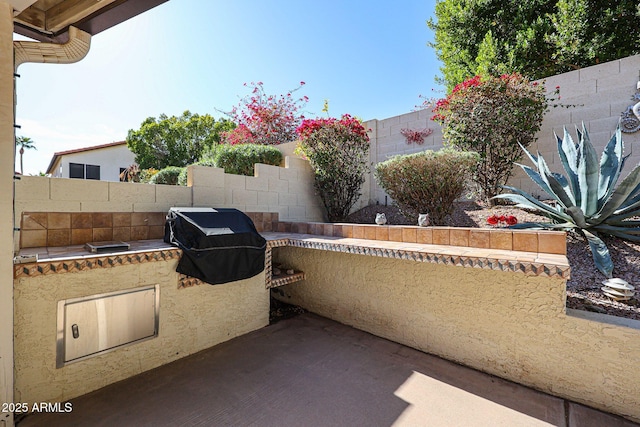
xmin=20 ymin=211 xmax=280 ymax=249
xmin=21 ymin=212 xmax=167 ymax=248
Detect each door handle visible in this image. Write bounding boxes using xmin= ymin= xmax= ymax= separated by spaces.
xmin=71 ymin=324 xmax=79 ymax=339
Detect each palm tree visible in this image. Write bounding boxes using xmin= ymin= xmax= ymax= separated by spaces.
xmin=119 ymin=163 xmax=140 ymax=182
xmin=16 ymin=136 xmax=36 ymax=175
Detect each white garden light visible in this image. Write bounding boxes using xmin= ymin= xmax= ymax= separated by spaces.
xmin=601 ymin=278 xmax=635 ymax=301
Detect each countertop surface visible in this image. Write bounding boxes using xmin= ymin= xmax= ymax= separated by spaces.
xmin=16 ymin=234 xmax=290 ymax=263
xmin=16 ymin=233 xmax=569 ymax=275
xmin=16 ymin=239 xmax=176 ymax=263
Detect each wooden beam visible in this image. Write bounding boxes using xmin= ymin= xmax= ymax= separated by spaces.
xmin=45 ymin=0 xmax=117 ymax=33
xmin=14 ymin=5 xmax=45 ymax=31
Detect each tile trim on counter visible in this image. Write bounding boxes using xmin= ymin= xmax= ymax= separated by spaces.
xmin=264 ymin=234 xmax=570 ymax=284
xmin=21 ymin=211 xmax=565 ymax=256
xmin=274 ymin=222 xmax=567 ymax=256
xmin=14 ymin=248 xmax=182 ymax=279
xmin=15 ymin=212 xmax=569 ymax=285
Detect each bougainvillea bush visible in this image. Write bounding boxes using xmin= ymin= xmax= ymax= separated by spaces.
xmin=375 ymin=148 xmax=478 ymax=225
xmin=431 ymin=73 xmax=554 ymax=205
xmin=223 ymin=81 xmax=308 ymax=145
xmin=296 ymin=115 xmax=370 ymax=222
xmin=400 ymin=127 xmax=434 ymax=145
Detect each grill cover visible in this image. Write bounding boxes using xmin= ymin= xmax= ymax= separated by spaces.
xmin=164 ymin=207 xmax=266 ymax=285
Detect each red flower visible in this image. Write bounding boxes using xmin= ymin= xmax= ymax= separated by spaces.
xmin=487 ymin=215 xmax=499 ymax=225
xmin=506 ymin=216 xmax=518 ymax=226
xmin=498 ymin=215 xmax=506 ymax=222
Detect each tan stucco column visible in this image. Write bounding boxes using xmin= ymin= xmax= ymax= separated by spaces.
xmin=0 ymin=2 xmax=14 ymax=426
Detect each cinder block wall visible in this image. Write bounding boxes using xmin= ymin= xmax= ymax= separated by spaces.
xmin=365 ymin=110 xmax=442 ymax=205
xmin=14 ymin=155 xmax=324 ymax=251
xmin=366 ymin=54 xmax=640 ymax=204
xmin=513 ymin=55 xmax=640 ymax=196
xmin=188 ymin=156 xmax=324 ymax=222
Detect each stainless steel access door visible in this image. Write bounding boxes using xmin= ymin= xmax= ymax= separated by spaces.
xmin=56 ymin=285 xmax=159 ymax=367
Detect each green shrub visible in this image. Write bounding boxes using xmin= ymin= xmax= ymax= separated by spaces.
xmin=177 ymin=168 xmax=188 ymax=186
xmin=295 ymin=115 xmax=370 ymax=222
xmin=431 ymin=74 xmax=550 ymax=205
xmin=375 ymin=148 xmax=479 ymax=225
xmin=139 ymin=168 xmax=159 ymax=183
xmin=210 ymin=144 xmax=282 ymax=176
xmin=196 ymin=147 xmax=218 ymax=168
xmin=149 ymin=166 xmax=185 ymax=185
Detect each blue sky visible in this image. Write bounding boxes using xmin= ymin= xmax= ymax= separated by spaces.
xmin=14 ymin=0 xmax=442 ymax=175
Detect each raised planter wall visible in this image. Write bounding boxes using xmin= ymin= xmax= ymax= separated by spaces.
xmin=274 ymin=247 xmax=640 ymax=423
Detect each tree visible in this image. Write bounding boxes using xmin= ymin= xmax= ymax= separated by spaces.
xmin=431 ymin=74 xmax=550 ymax=205
xmin=126 ymin=111 xmax=235 ymax=170
xmin=428 ymin=0 xmax=640 ymax=91
xmin=16 ymin=136 xmax=36 ymax=175
xmin=549 ymin=0 xmax=640 ymax=71
xmin=296 ymin=115 xmax=370 ymax=222
xmin=119 ymin=164 xmax=140 ymax=182
xmin=222 ymin=81 xmax=308 ymax=145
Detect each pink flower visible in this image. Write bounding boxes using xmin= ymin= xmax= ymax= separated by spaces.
xmin=225 ymin=80 xmax=308 ymax=145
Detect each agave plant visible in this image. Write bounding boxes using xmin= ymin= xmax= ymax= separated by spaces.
xmin=495 ymin=124 xmax=640 ymax=278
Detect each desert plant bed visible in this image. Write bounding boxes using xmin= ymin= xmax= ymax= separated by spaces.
xmin=346 ymin=202 xmax=640 ymax=321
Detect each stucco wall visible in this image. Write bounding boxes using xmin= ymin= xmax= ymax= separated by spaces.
xmin=14 ymin=257 xmax=268 ymax=404
xmin=273 ymin=247 xmax=640 ymax=423
xmin=1 ymin=3 xmax=15 ymax=425
xmin=365 ymin=54 xmax=640 ymax=204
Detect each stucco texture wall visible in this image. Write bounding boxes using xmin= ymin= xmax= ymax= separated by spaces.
xmin=273 ymin=247 xmax=640 ymax=422
xmin=14 ymin=259 xmax=269 ymax=404
xmin=1 ymin=2 xmax=15 ymax=424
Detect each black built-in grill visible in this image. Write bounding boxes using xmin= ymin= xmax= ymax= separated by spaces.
xmin=164 ymin=207 xmax=266 ymax=285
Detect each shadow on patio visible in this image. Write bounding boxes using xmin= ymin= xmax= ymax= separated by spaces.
xmin=17 ymin=313 xmax=638 ymax=427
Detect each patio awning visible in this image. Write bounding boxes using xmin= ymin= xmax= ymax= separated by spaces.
xmin=12 ymin=0 xmax=169 ymax=43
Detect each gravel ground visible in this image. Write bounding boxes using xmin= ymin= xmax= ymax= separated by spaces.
xmin=346 ymin=202 xmax=640 ymax=321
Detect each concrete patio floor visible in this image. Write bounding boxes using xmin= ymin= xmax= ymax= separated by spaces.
xmin=17 ymin=313 xmax=638 ymax=427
